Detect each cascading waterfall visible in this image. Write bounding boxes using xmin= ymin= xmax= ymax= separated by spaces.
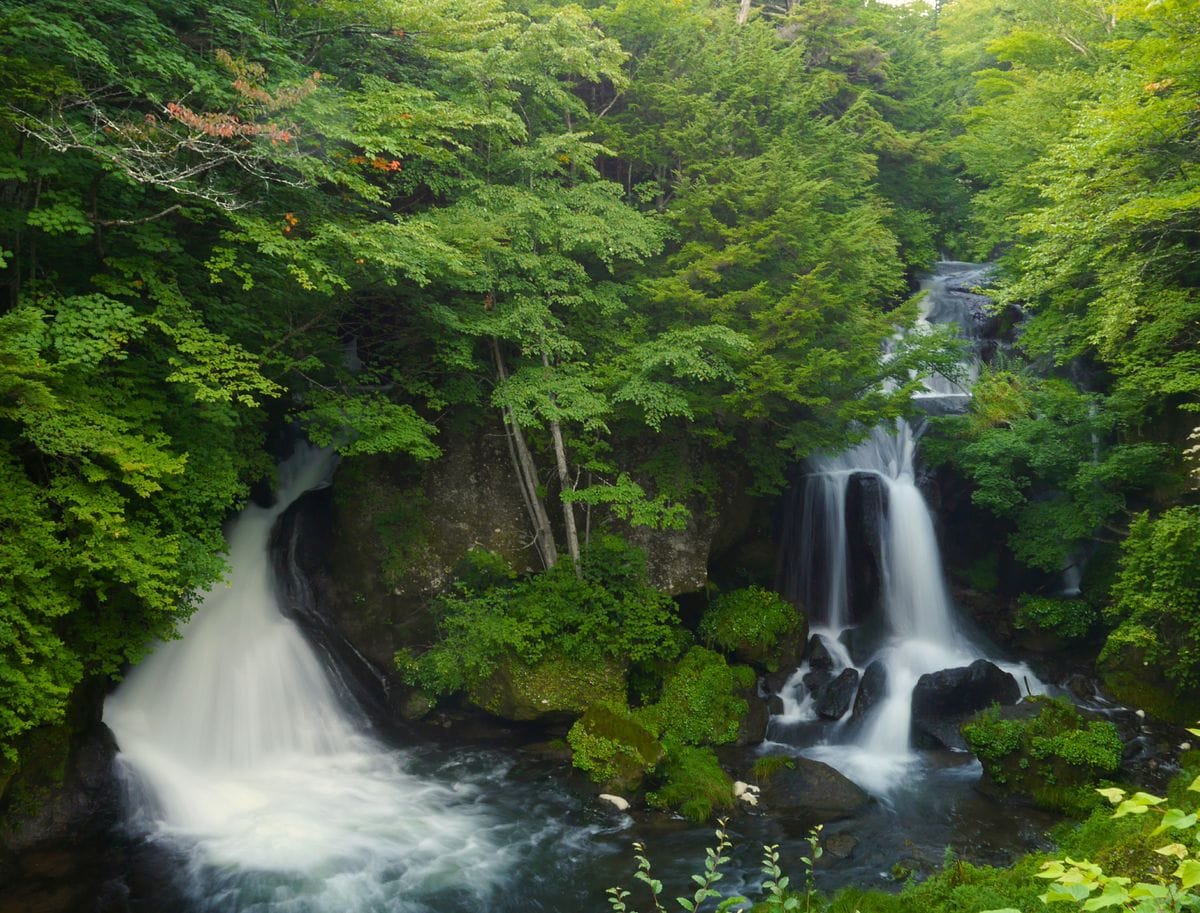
xmin=771 ymin=263 xmax=1037 ymax=795
xmin=104 ymin=444 xmax=524 ymax=912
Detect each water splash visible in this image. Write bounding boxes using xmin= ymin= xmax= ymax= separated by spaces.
xmin=104 ymin=444 xmax=535 ymax=911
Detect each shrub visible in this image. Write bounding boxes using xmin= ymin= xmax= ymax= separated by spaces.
xmin=699 ymin=586 xmax=799 ymax=667
xmin=401 ymin=536 xmax=683 ymax=695
xmin=636 ymin=647 xmax=752 ymax=748
xmin=1013 ymin=594 xmax=1096 ymax=641
xmin=1104 ymin=506 xmax=1200 ymax=690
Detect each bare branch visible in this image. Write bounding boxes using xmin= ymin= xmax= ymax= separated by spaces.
xmin=96 ymin=204 xmax=182 ymax=227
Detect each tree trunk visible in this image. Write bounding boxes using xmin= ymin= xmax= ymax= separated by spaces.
xmin=737 ymin=0 xmax=752 ymax=26
xmin=543 ymin=353 xmax=582 ymax=576
xmin=492 ymin=338 xmax=558 ymax=570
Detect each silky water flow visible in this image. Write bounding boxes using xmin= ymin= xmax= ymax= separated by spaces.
xmin=104 ymin=444 xmax=557 ymax=912
xmin=770 ymin=263 xmax=1039 ymax=795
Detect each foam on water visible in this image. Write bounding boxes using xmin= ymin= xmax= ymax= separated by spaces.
xmin=105 ymin=444 xmax=532 ymax=911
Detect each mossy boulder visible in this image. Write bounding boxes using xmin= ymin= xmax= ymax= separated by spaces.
xmin=962 ymin=697 xmax=1123 ymax=815
xmin=646 ymin=746 xmax=734 ymax=822
xmin=0 ymin=684 xmax=119 ymax=855
xmin=1098 ymin=624 xmax=1200 ymax=724
xmin=324 ymin=428 xmax=537 ymax=672
xmin=567 ymin=704 xmax=665 ymax=793
xmin=636 ymin=647 xmax=753 ymax=747
xmin=699 ymin=586 xmax=805 ymax=670
xmin=468 ymin=652 xmax=626 ymax=723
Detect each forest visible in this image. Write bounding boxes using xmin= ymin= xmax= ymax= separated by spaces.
xmin=0 ymin=0 xmax=1197 ymax=911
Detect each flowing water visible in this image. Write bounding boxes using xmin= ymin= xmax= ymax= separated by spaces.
xmin=104 ymin=445 xmax=617 ymax=912
xmin=88 ymin=262 xmax=1059 ymax=911
xmin=771 ymin=263 xmax=1041 ymax=795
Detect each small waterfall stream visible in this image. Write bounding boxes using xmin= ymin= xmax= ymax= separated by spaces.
xmin=770 ymin=263 xmax=1039 ymax=795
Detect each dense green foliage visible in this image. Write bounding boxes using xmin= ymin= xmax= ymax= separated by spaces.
xmin=1104 ymin=507 xmax=1200 ymax=691
xmin=699 ymin=586 xmax=800 ymax=667
xmin=399 ymin=537 xmax=681 ymax=696
xmin=0 ymin=0 xmax=965 ymax=759
xmin=1013 ymin=595 xmax=1096 ymax=642
xmin=962 ymin=697 xmax=1122 ymax=814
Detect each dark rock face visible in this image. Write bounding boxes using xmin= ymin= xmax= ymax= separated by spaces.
xmin=816 ymin=668 xmax=860 ymax=721
xmin=806 ymin=634 xmax=834 ymax=671
xmin=757 ymin=757 xmax=870 ymax=821
xmin=837 ymin=625 xmax=886 ymax=667
xmin=737 ymin=688 xmax=770 ymax=747
xmin=850 ymin=661 xmax=888 ymax=724
xmin=911 ymin=660 xmax=1021 ymax=750
xmin=844 ymin=473 xmax=886 ymax=625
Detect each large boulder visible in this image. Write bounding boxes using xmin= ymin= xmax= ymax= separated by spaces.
xmin=816 ymin=668 xmax=860 ymax=721
xmin=757 ymin=757 xmax=870 ymax=821
xmin=910 ymin=660 xmax=1020 ymax=750
xmin=844 ymin=473 xmax=886 ymax=625
xmin=805 ymin=634 xmax=835 ymax=672
xmin=736 ymin=687 xmax=770 ymax=747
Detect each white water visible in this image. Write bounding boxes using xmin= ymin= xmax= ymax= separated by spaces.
xmin=104 ymin=445 xmax=521 ymax=912
xmin=771 ymin=263 xmax=1040 ymax=796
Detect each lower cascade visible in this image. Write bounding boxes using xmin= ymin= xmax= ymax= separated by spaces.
xmin=104 ymin=445 xmax=536 ymax=911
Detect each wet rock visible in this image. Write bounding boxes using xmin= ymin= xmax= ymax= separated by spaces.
xmin=910 ymin=660 xmax=1020 ymax=750
xmin=765 ymin=667 xmax=796 ymax=694
xmin=824 ymin=833 xmax=859 ymax=859
xmin=1063 ymin=673 xmax=1097 ymax=702
xmin=850 ymin=661 xmax=888 ymax=723
xmin=737 ymin=689 xmax=770 ymax=747
xmin=802 ymin=669 xmax=832 ymax=695
xmin=816 ymin=668 xmax=860 ymax=721
xmin=844 ymin=473 xmax=886 ymax=624
xmin=767 ymin=695 xmax=786 ymax=716
xmin=838 ymin=625 xmax=885 ymax=666
xmin=806 ymin=635 xmax=834 ymax=671
xmin=757 ymin=757 xmax=870 ymax=821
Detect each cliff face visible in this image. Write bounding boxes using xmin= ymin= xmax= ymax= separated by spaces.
xmin=317 ymin=424 xmax=774 ymax=697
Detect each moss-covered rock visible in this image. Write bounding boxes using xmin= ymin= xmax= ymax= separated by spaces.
xmin=646 ymin=746 xmax=734 ymax=822
xmin=699 ymin=586 xmax=805 ymax=670
xmin=962 ymin=697 xmax=1123 ymax=815
xmin=468 ymin=652 xmax=626 ymax=723
xmin=324 ymin=427 xmax=537 ymax=672
xmin=1098 ymin=624 xmax=1200 ymax=724
xmin=0 ymin=683 xmax=118 ymax=855
xmin=635 ymin=647 xmax=753 ymax=747
xmin=567 ymin=704 xmax=664 ymax=793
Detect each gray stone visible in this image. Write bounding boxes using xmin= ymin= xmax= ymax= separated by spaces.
xmin=758 ymin=757 xmax=871 ymax=821
xmin=850 ymin=661 xmax=888 ymax=724
xmin=816 ymin=668 xmax=860 ymax=721
xmin=911 ymin=660 xmax=1021 ymax=750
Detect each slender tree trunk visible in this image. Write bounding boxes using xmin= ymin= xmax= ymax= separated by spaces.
xmin=492 ymin=338 xmax=558 ymax=569
xmin=543 ymin=352 xmax=582 ymax=576
xmin=737 ymin=0 xmax=752 ymax=26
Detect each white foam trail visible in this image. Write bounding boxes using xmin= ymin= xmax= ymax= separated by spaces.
xmin=105 ymin=444 xmax=516 ymax=911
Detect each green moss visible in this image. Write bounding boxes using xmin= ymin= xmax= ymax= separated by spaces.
xmin=752 ymin=754 xmax=796 ymax=781
xmin=962 ymin=697 xmax=1122 ymax=815
xmin=469 ymin=651 xmax=626 ymax=721
xmin=1098 ymin=624 xmax=1200 ymax=724
xmin=646 ymin=746 xmax=734 ymax=823
xmin=635 ymin=647 xmax=750 ymax=748
xmin=567 ymin=704 xmax=664 ymax=792
xmin=1014 ymin=594 xmax=1096 ymax=640
xmin=699 ymin=586 xmax=801 ymax=668
xmin=0 ymin=723 xmax=72 ymax=835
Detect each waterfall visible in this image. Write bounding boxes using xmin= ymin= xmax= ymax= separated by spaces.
xmin=104 ymin=444 xmax=515 ymax=911
xmin=771 ymin=263 xmax=1037 ymax=795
